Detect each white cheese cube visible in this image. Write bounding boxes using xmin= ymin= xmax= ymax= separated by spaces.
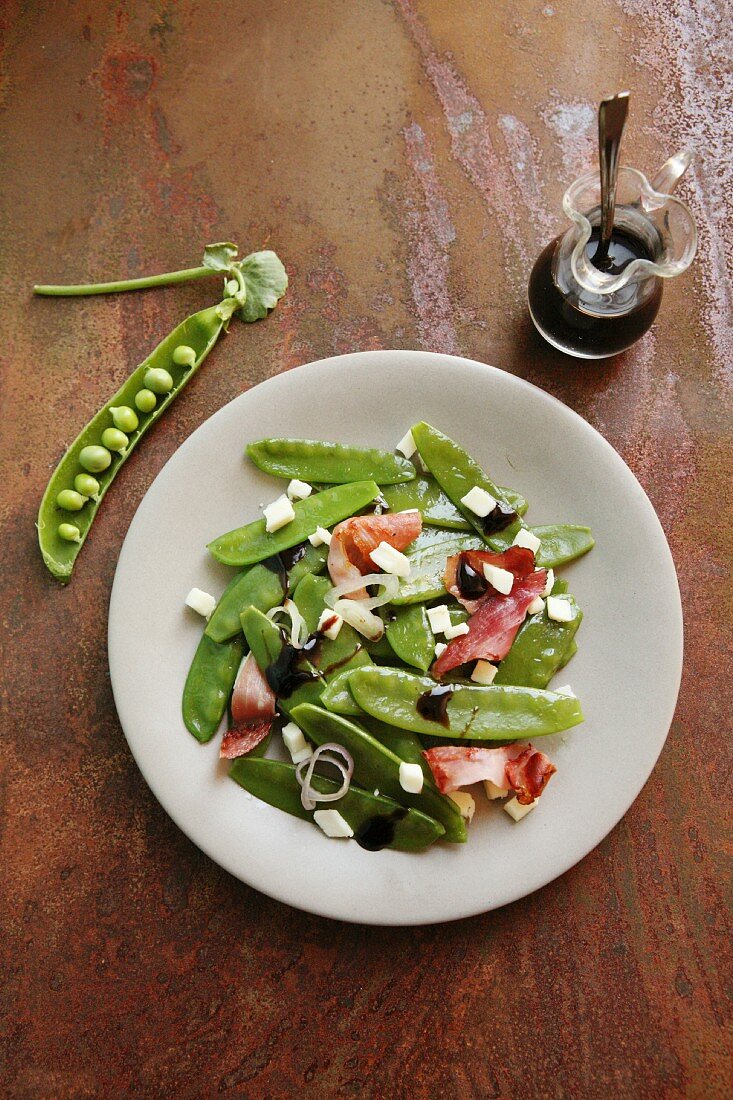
xmin=504 ymin=796 xmax=537 ymax=822
xmin=426 ymin=604 xmax=452 ymax=635
xmin=399 ymin=762 xmax=424 ymax=793
xmin=471 ymin=659 xmax=498 ymax=685
xmin=373 ymin=789 xmax=380 ymax=797
xmin=460 ymin=485 xmax=497 ymax=517
xmin=512 ymin=528 xmax=542 ymax=554
xmin=313 ymin=809 xmax=354 ymax=838
xmin=449 ymin=791 xmax=476 ymax=822
xmin=444 ymin=621 xmax=469 ymax=640
xmin=185 ymin=587 xmax=217 ymax=620
xmin=547 ymin=595 xmax=573 ymax=622
xmin=317 ymin=608 xmax=343 ymax=640
xmin=543 ymin=568 xmax=555 ymax=597
xmin=263 ymin=494 xmax=295 ymax=532
xmin=369 ymin=541 xmax=411 ymax=577
xmin=287 ymin=478 xmax=313 ymax=500
xmin=483 ymin=779 xmax=508 ymax=800
xmin=553 ymin=683 xmax=576 ymax=697
xmin=282 ymin=721 xmax=307 ymax=756
xmin=308 ymin=525 xmax=332 ymax=547
xmin=396 ymin=429 xmax=417 ymax=459
xmin=483 ymin=562 xmax=514 ymax=595
xmin=291 ymin=743 xmax=313 ymax=764
xmin=434 ymin=642 xmax=447 ymax=658
xmin=527 ymin=596 xmax=545 ymax=615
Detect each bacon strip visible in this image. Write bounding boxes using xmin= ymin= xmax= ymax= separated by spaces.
xmin=432 ymin=569 xmax=547 ymax=677
xmin=221 ymin=652 xmax=276 ymax=759
xmin=444 ymin=546 xmax=535 ymax=613
xmin=423 ymin=742 xmax=556 ymax=804
xmin=327 ymin=511 xmax=422 ymax=597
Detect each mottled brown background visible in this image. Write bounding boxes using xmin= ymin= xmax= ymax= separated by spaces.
xmin=1 ymin=2 xmax=731 ymax=1097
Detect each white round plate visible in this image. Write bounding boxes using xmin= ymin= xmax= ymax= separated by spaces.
xmin=109 ymin=350 xmax=682 ymax=925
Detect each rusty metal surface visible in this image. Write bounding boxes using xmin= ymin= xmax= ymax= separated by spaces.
xmin=1 ymin=1 xmax=731 ymax=1096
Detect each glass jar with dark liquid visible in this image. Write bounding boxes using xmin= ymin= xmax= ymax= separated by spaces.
xmin=528 ymin=166 xmax=697 ymax=358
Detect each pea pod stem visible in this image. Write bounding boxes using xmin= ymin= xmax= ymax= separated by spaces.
xmin=34 ymin=266 xmax=214 ymax=297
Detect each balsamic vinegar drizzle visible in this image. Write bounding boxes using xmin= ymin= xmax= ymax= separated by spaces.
xmin=262 ymin=541 xmax=309 ymax=593
xmin=355 ymin=808 xmax=408 ymax=851
xmin=416 ymin=684 xmax=455 ymax=727
xmin=481 ymin=501 xmax=517 ymax=536
xmin=456 ymin=557 xmax=488 ymax=600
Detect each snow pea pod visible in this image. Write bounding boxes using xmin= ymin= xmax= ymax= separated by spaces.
xmin=386 ymin=604 xmax=435 ymax=672
xmin=291 ymin=573 xmax=372 ymax=679
xmin=380 ymin=477 xmax=528 ymax=529
xmin=208 ymin=480 xmax=379 ymax=566
xmin=290 ymin=704 xmax=467 ymax=842
xmin=348 ymin=666 xmax=584 ymax=739
xmin=247 ymin=438 xmax=415 ymax=484
xmin=182 ymin=633 xmax=245 ymax=742
xmin=558 ymin=640 xmax=578 ymax=668
xmin=392 ymin=533 xmax=483 ymax=605
xmin=321 ymin=668 xmax=365 ymax=715
xmin=39 ymin=304 xmax=228 ymax=582
xmin=533 ymin=525 xmax=594 ymax=568
xmin=229 ymin=758 xmax=444 ymax=851
xmin=494 ymin=600 xmax=583 ymax=689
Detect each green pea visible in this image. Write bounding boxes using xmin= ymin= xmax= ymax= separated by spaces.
xmin=172 ymin=344 xmax=197 ymax=367
xmin=58 ymin=523 xmax=81 ymax=543
xmin=56 ymin=489 xmax=86 ymax=512
xmin=135 ymin=389 xmax=157 ymax=413
xmin=101 ymin=427 xmax=128 ymax=454
xmin=225 ymin=280 xmax=239 ymax=296
xmin=74 ymin=473 xmax=100 ymax=499
xmin=144 ymin=367 xmax=174 ymax=394
xmin=79 ymin=445 xmax=112 ymax=473
xmin=110 ymin=405 xmax=139 ymax=432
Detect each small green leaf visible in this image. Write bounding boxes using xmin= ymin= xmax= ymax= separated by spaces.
xmin=235 ymin=250 xmax=288 ymax=322
xmin=203 ymin=241 xmax=239 ymax=271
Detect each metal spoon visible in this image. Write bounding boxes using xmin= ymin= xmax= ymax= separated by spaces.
xmin=593 ymin=91 xmax=630 ymax=269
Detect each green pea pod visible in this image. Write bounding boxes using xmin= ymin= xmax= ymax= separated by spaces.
xmin=182 ymin=633 xmax=245 ymax=742
xmin=247 ymin=438 xmax=416 ymax=484
xmin=386 ymin=604 xmax=435 ymax=672
xmin=494 ymin=600 xmax=583 ymax=689
xmin=533 ymin=525 xmax=595 ymax=568
xmin=558 ymin=639 xmax=578 ymax=669
xmin=360 ymin=717 xmax=431 ymax=771
xmin=208 ymin=480 xmax=379 ymax=566
xmin=290 ymin=704 xmax=467 ymax=843
xmin=321 ymin=668 xmax=365 ymax=715
xmin=380 ymin=476 xmax=528 ymax=529
xmin=39 ymin=305 xmax=228 ymax=582
xmin=347 ymin=666 xmax=584 ymax=739
xmin=240 ymin=605 xmax=286 ymax=671
xmin=552 ymin=577 xmax=569 ymax=595
xmin=393 ymin=533 xmax=483 ymax=605
xmin=229 ymin=758 xmax=444 ymax=851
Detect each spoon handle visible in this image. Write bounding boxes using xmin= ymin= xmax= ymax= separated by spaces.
xmin=598 ymin=91 xmax=630 ymax=249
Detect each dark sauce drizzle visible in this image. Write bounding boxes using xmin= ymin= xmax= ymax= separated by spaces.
xmin=416 ymin=684 xmax=455 ymax=727
xmin=481 ymin=501 xmax=517 ymax=536
xmin=456 ymin=557 xmax=488 ymax=600
xmin=266 ymin=639 xmax=319 ymax=697
xmin=261 ymin=541 xmax=309 ymax=594
xmin=355 ymin=807 xmax=408 ymax=851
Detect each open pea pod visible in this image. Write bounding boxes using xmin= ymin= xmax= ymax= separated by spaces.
xmin=39 ymin=305 xmax=228 ymax=582
xmin=380 ymin=476 xmax=528 ymax=529
xmin=229 ymin=758 xmax=444 ymax=851
xmin=290 ymin=704 xmax=467 ymax=842
xmin=347 ymin=666 xmax=584 ymax=739
xmin=247 ymin=438 xmax=415 ymax=484
xmin=208 ymin=480 xmax=379 ymax=566
xmin=182 ymin=633 xmax=245 ymax=743
xmin=494 ymin=599 xmax=583 ymax=689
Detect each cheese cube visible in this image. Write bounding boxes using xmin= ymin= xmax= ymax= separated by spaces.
xmin=471 ymin=660 xmax=497 ymax=685
xmin=434 ymin=642 xmax=447 ymax=658
xmin=512 ymin=528 xmax=542 ymax=554
xmin=308 ymin=525 xmax=332 ymax=547
xmin=527 ymin=596 xmax=545 ymax=615
xmin=282 ymin=721 xmax=308 ymax=757
xmin=396 ymin=429 xmax=417 ymax=459
xmin=185 ymin=587 xmax=217 ymax=620
xmin=426 ymin=604 xmax=452 ymax=635
xmin=399 ymin=762 xmax=424 ymax=793
xmin=317 ymin=608 xmax=343 ymax=640
xmin=460 ymin=485 xmax=497 ymax=517
xmin=449 ymin=791 xmax=476 ymax=822
xmin=287 ymin=478 xmax=313 ymax=500
xmin=313 ymin=809 xmax=354 ymax=838
xmin=547 ymin=595 xmax=573 ymax=622
xmin=369 ymin=541 xmax=411 ymax=577
xmin=483 ymin=562 xmax=514 ymax=595
xmin=483 ymin=779 xmax=508 ymax=800
xmin=291 ymin=744 xmax=313 ymax=764
xmin=504 ymin=796 xmax=537 ymax=822
xmin=444 ymin=621 xmax=469 ymax=640
xmin=553 ymin=683 xmax=576 ymax=697
xmin=263 ymin=494 xmax=295 ymax=532
xmin=543 ymin=568 xmax=555 ymax=597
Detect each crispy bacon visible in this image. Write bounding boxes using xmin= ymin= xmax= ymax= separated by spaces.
xmin=445 ymin=546 xmax=535 ymax=613
xmin=432 ymin=569 xmax=547 ymax=677
xmin=220 ymin=652 xmax=276 ymax=760
xmin=423 ymin=742 xmax=556 ymax=804
xmin=327 ymin=511 xmax=422 ymax=596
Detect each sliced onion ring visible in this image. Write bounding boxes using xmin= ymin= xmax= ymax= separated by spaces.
xmin=324 ymin=572 xmax=399 ymax=611
xmin=267 ymin=598 xmax=308 ymax=649
xmin=296 ymin=742 xmax=354 ymax=811
xmin=333 ymin=598 xmax=384 ymax=641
